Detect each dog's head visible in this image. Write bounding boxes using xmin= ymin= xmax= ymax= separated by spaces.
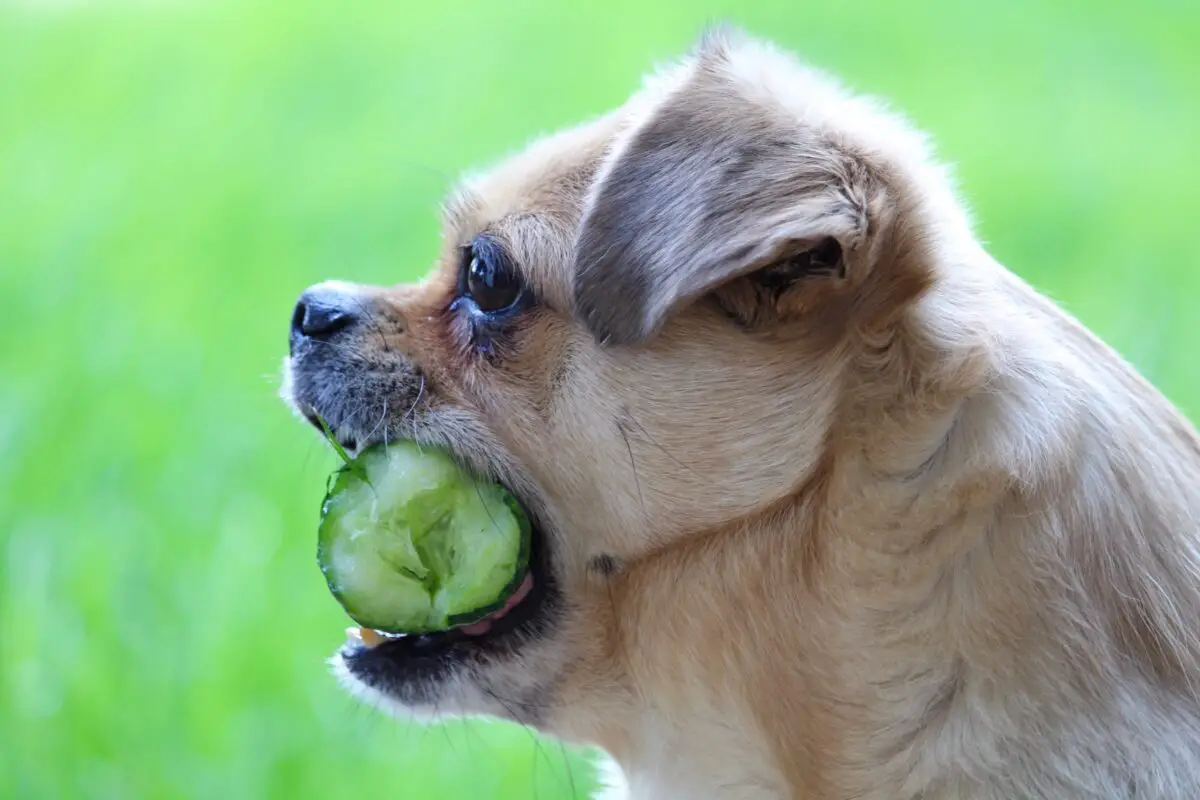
xmin=283 ymin=29 xmax=956 ymax=743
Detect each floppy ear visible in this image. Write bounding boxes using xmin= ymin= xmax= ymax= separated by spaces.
xmin=572 ymin=39 xmax=875 ymax=346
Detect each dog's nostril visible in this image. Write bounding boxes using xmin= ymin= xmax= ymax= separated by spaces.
xmin=291 ymin=300 xmax=309 ymax=335
xmin=295 ymin=300 xmax=353 ymax=338
xmin=290 ymin=286 xmax=358 ymax=341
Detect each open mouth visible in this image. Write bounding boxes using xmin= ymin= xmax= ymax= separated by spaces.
xmin=337 ymin=510 xmax=556 ymax=700
xmin=344 ymin=530 xmax=552 ymax=654
xmin=299 ymin=407 xmax=558 ymax=692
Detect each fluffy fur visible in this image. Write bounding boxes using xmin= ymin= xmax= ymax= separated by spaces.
xmin=284 ymin=28 xmax=1200 ymax=799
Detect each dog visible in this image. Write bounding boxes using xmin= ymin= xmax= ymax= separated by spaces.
xmin=282 ymin=27 xmax=1200 ymax=799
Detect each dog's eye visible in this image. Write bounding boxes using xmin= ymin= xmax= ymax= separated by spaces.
xmin=464 ymin=239 xmax=523 ymax=313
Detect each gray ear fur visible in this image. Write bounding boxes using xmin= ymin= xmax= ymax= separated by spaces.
xmin=572 ymin=36 xmax=870 ymax=345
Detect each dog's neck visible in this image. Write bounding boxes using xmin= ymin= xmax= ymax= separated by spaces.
xmin=569 ymin=268 xmax=1200 ymax=798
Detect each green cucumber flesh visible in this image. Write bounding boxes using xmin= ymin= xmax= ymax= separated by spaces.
xmin=317 ymin=441 xmax=531 ymax=634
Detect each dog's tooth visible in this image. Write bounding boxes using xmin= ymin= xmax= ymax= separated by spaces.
xmin=359 ymin=627 xmax=386 ymax=648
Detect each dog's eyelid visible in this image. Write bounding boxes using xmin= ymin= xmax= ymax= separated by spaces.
xmin=465 ymin=233 xmax=521 ymax=273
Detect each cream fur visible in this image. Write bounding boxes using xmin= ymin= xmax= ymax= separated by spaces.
xmin=285 ymin=28 xmax=1200 ymax=800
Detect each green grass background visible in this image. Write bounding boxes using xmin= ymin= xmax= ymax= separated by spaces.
xmin=2 ymin=0 xmax=1198 ymax=797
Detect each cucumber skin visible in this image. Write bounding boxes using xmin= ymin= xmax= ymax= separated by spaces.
xmin=444 ymin=491 xmax=531 ymax=627
xmin=316 ymin=444 xmax=532 ymax=634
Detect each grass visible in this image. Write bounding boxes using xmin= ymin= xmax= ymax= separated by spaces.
xmin=1 ymin=0 xmax=1197 ymax=797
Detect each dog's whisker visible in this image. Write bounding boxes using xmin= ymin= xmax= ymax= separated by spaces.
xmin=553 ymin=735 xmax=580 ymax=800
xmin=616 ymin=417 xmax=647 ymax=522
xmin=349 ymin=295 xmax=392 ymax=354
xmin=624 ymin=410 xmax=698 ymax=475
xmin=402 ymin=375 xmax=427 ymax=453
xmin=361 ymin=398 xmax=389 ymax=451
xmin=478 ymin=684 xmax=566 ymax=800
xmin=404 ymin=376 xmax=426 ymax=424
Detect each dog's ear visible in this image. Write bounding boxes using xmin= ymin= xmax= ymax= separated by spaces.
xmin=573 ymin=34 xmax=877 ymax=345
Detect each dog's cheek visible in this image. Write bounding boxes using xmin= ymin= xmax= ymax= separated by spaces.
xmin=393 ymin=298 xmax=487 ymax=407
xmin=466 ymin=311 xmax=577 ymax=427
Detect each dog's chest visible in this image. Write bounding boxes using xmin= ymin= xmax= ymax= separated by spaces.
xmin=614 ymin=768 xmax=785 ymax=800
xmin=600 ymin=714 xmax=789 ymax=800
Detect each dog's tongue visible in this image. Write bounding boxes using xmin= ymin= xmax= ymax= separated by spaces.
xmin=458 ymin=572 xmax=534 ymax=635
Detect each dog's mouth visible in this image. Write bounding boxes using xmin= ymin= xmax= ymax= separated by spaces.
xmin=342 ymin=532 xmax=553 ymax=663
xmin=337 ymin=498 xmax=557 ymax=705
xmin=296 ymin=404 xmax=559 ymax=701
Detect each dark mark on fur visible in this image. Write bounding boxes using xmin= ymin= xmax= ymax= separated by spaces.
xmin=588 ymin=553 xmax=622 ymax=578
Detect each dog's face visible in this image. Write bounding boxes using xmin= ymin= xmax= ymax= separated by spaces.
xmin=283 ymin=30 xmax=933 ymax=744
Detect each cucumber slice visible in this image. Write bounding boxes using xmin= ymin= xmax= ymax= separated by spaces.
xmin=317 ymin=441 xmax=531 ymax=634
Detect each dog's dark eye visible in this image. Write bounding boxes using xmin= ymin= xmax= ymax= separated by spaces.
xmin=464 ymin=239 xmax=523 ymax=313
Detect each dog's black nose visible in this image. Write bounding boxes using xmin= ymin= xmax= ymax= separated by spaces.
xmin=290 ymin=283 xmax=357 ymax=347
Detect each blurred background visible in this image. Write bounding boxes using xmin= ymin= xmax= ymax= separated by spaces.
xmin=2 ymin=0 xmax=1198 ymax=797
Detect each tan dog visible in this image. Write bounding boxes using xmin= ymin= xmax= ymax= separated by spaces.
xmin=282 ymin=28 xmax=1200 ymax=799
